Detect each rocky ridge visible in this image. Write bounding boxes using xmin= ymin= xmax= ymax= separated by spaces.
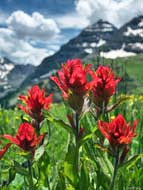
xmin=0 ymin=57 xmax=35 ymax=99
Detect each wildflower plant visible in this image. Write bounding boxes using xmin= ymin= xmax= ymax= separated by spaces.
xmin=50 ymin=59 xmax=93 ymax=114
xmin=3 ymin=123 xmax=45 ymax=155
xmin=0 ymin=58 xmax=142 ymax=189
xmin=18 ymin=85 xmax=52 ymax=133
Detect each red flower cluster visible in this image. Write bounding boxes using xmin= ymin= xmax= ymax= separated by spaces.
xmin=51 ymin=60 xmax=121 ymax=114
xmin=91 ymin=66 xmax=120 ymax=107
xmin=50 ymin=59 xmax=92 ymax=99
xmin=18 ymin=85 xmax=52 ymax=122
xmin=98 ymin=114 xmax=137 ymax=148
xmin=50 ymin=59 xmax=93 ymax=113
xmin=3 ymin=123 xmax=45 ymax=153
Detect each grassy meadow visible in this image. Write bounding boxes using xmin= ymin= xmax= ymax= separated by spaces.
xmin=0 ymin=54 xmax=143 ymax=189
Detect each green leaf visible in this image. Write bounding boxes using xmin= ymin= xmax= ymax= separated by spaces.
xmin=0 ymin=186 xmax=9 ymax=190
xmin=95 ymin=151 xmax=113 ymax=189
xmin=81 ymin=112 xmax=95 ymax=133
xmin=64 ymin=143 xmax=78 ymax=187
xmin=34 ymin=145 xmax=45 ymax=162
xmin=38 ymin=152 xmax=51 ymax=187
xmin=8 ymin=167 xmax=16 ymax=184
xmin=79 ymin=162 xmax=90 ymax=190
xmin=79 ymin=126 xmax=97 ymax=147
xmin=118 ymin=153 xmax=143 ymax=169
xmin=14 ymin=161 xmax=29 ymax=176
xmin=96 ymin=168 xmax=111 ymax=189
xmin=55 ymin=170 xmax=66 ymax=190
xmin=66 ymin=184 xmax=75 ymax=190
xmin=96 ymin=156 xmax=111 ymax=179
xmin=46 ymin=113 xmax=73 ymax=134
xmin=97 ymin=151 xmax=113 ymax=177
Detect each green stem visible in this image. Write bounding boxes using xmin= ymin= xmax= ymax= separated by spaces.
xmin=28 ymin=160 xmax=34 ymax=190
xmin=36 ymin=122 xmax=40 ymax=136
xmin=75 ymin=112 xmax=80 ymax=182
xmin=110 ymin=148 xmax=120 ymax=190
xmin=75 ymin=112 xmax=79 ymax=138
xmin=75 ymin=140 xmax=79 ymax=174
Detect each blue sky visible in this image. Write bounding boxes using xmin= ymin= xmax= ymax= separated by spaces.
xmin=0 ymin=0 xmax=142 ymax=65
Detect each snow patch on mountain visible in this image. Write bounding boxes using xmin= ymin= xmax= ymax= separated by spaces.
xmin=128 ymin=43 xmax=143 ymax=50
xmin=90 ymin=39 xmax=106 ymax=47
xmin=82 ymin=39 xmax=106 ymax=48
xmin=0 ymin=58 xmax=14 ymax=80
xmin=124 ymin=27 xmax=143 ymax=37
xmin=0 ymin=64 xmax=14 ymax=80
xmin=82 ymin=42 xmax=88 ymax=47
xmin=100 ymin=48 xmax=136 ymax=59
xmin=84 ymin=48 xmax=93 ymax=54
xmin=139 ymin=20 xmax=143 ymax=27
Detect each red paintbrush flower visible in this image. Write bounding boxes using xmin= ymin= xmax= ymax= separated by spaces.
xmin=50 ymin=59 xmax=92 ymax=113
xmin=98 ymin=114 xmax=137 ymax=148
xmin=50 ymin=59 xmax=92 ymax=98
xmin=18 ymin=85 xmax=52 ymax=122
xmin=91 ymin=66 xmax=120 ymax=108
xmin=0 ymin=142 xmax=11 ymax=160
xmin=3 ymin=123 xmax=45 ymax=153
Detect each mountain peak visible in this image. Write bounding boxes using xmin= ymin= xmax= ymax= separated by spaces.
xmin=29 ymin=19 xmax=118 ymax=81
xmin=128 ymin=15 xmax=143 ymax=27
xmin=85 ymin=19 xmax=117 ymax=33
xmin=100 ymin=15 xmax=143 ymax=57
xmin=120 ymin=15 xmax=143 ymax=41
xmin=0 ymin=57 xmax=14 ymax=65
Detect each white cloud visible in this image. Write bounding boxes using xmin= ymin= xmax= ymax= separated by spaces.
xmin=7 ymin=10 xmax=60 ymax=40
xmin=10 ymin=43 xmax=52 ymax=66
xmin=0 ymin=28 xmax=53 ymax=65
xmin=76 ymin=0 xmax=143 ymax=27
xmin=55 ymin=13 xmax=89 ymax=29
xmin=0 ymin=10 xmax=62 ymax=65
xmin=0 ymin=1 xmax=141 ymax=66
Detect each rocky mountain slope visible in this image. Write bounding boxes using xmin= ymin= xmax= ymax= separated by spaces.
xmin=121 ymin=15 xmax=143 ymax=53
xmin=0 ymin=57 xmax=35 ymax=99
xmin=28 ymin=16 xmax=143 ymax=83
xmin=100 ymin=15 xmax=143 ymax=58
xmin=29 ymin=20 xmax=117 ymax=82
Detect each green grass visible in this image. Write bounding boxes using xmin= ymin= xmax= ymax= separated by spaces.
xmin=1 ymin=55 xmax=143 ymax=189
xmin=124 ymin=54 xmax=143 ymax=93
xmin=0 ymin=98 xmax=143 ymax=189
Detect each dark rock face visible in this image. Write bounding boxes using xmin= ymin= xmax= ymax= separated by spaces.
xmin=102 ymin=16 xmax=143 ymax=53
xmin=30 ymin=20 xmax=117 ymax=81
xmin=0 ymin=57 xmax=35 ymax=99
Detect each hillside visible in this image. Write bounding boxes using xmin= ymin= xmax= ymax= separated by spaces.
xmin=0 ymin=57 xmax=35 ymax=103
xmin=27 ymin=19 xmax=117 ymax=82
xmin=0 ymin=15 xmax=143 ymax=107
xmin=23 ymin=15 xmax=143 ymax=84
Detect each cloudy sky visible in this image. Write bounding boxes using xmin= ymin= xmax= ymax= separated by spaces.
xmin=0 ymin=0 xmax=142 ymax=65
